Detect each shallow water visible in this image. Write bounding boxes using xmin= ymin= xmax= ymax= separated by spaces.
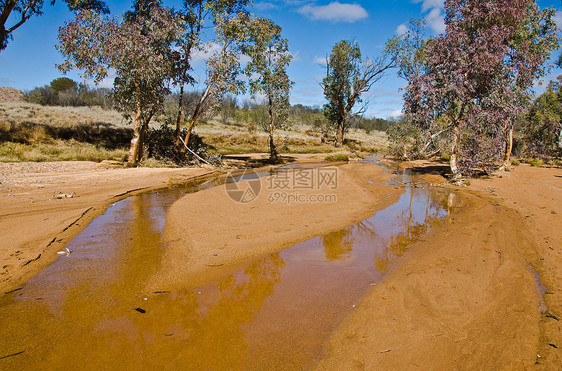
xmin=0 ymin=166 xmax=456 ymax=369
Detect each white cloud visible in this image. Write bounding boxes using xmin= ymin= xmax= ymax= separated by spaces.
xmin=413 ymin=0 xmax=445 ymax=34
xmin=396 ymin=24 xmax=409 ymax=36
xmin=388 ymin=109 xmax=404 ymax=118
xmin=426 ymin=7 xmax=445 ymax=34
xmin=298 ymin=2 xmax=368 ymax=23
xmin=254 ymin=2 xmax=279 ymax=11
xmin=413 ymin=0 xmax=444 ymax=12
xmin=313 ymin=56 xmax=328 ymax=65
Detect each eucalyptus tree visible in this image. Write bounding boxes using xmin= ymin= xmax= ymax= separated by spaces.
xmin=522 ymin=81 xmax=562 ymax=157
xmin=403 ymin=0 xmax=557 ymax=177
xmin=179 ymin=5 xmax=251 ymax=151
xmin=385 ymin=19 xmax=429 ymax=81
xmin=171 ymin=0 xmax=251 ymax=147
xmin=322 ymin=40 xmax=394 ymax=147
xmin=384 ymin=19 xmax=437 ymax=159
xmin=0 ymin=0 xmax=108 ymax=51
xmin=57 ymin=0 xmax=184 ymax=164
xmin=244 ymin=17 xmax=292 ymax=161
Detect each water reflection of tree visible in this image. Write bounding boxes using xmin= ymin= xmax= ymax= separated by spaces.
xmin=322 ymin=228 xmax=354 ymax=260
xmin=375 ymin=189 xmax=450 ymax=273
xmin=163 ymin=252 xmax=286 ymax=368
xmin=322 ymin=221 xmax=378 ymax=261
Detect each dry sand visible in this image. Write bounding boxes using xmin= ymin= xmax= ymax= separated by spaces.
xmin=148 ymin=161 xmax=401 ymax=291
xmin=0 ymin=156 xmax=560 ymax=369
xmin=0 ymin=161 xmax=217 ymax=294
xmin=316 ymin=160 xmax=561 ymax=369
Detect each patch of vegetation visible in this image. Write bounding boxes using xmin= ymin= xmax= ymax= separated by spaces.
xmin=1 ymin=91 xmax=389 ymax=164
xmin=325 ymin=153 xmax=349 ymax=162
xmin=529 ymin=158 xmax=544 ymax=167
xmin=0 ymin=141 xmax=127 ymax=162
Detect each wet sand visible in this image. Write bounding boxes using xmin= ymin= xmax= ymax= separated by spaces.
xmin=0 ymin=156 xmax=560 ymax=368
xmin=317 ymin=161 xmax=561 ymax=369
xmin=149 ymin=161 xmax=401 ymax=291
xmin=0 ymin=161 xmax=217 ymax=293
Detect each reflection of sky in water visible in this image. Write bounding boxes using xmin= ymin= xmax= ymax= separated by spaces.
xmin=0 ymin=170 xmax=455 ymax=369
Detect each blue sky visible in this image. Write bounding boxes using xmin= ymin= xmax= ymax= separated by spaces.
xmin=0 ymin=0 xmax=561 ymax=118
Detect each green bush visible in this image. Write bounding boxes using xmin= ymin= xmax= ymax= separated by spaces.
xmin=530 ymin=158 xmax=544 ymax=167
xmin=325 ymin=153 xmax=349 ymax=162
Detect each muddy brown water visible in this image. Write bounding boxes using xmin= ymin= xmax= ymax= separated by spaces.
xmin=0 ymin=166 xmax=458 ymax=369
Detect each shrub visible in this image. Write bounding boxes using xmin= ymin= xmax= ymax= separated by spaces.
xmin=529 ymin=158 xmax=544 ymax=167
xmin=325 ymin=153 xmax=349 ymax=162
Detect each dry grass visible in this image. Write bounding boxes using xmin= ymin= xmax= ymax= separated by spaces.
xmin=0 ymin=141 xmax=128 ymax=162
xmin=195 ymin=119 xmax=389 ymax=155
xmin=0 ymin=102 xmax=128 ymax=128
xmin=0 ymin=101 xmax=389 ymax=163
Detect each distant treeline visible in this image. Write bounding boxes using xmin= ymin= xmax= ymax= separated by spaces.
xmin=26 ymin=78 xmax=114 ymax=109
xmin=25 ymin=78 xmax=394 ymax=135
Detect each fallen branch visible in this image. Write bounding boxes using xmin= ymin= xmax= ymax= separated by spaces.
xmin=179 ymin=137 xmax=212 ymax=166
xmin=112 ymin=187 xmax=150 ymax=199
xmin=62 ymin=207 xmax=93 ymax=232
xmin=0 ymin=350 xmax=25 ymax=360
xmin=22 ymin=254 xmax=41 ymax=266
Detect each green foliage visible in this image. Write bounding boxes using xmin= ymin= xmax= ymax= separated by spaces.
xmin=244 ymin=17 xmax=292 ymax=159
xmin=0 ymin=0 xmax=108 ymax=51
xmin=57 ymin=3 xmax=185 ymax=163
xmin=50 ymin=77 xmax=78 ymax=93
xmin=322 ymin=39 xmax=394 ymax=146
xmin=384 ymin=19 xmax=429 ymax=80
xmin=325 ymin=153 xmax=349 ymax=162
xmin=349 ymin=116 xmax=391 ymax=134
xmin=519 ymin=82 xmax=562 ymax=158
xmin=529 ymin=158 xmax=544 ymax=167
xmin=322 ymin=40 xmax=361 ymax=141
xmin=26 ymin=84 xmax=113 ymax=108
xmin=386 ymin=118 xmax=427 ymax=159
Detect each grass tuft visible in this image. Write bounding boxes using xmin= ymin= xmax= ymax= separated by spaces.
xmin=0 ymin=141 xmax=127 ymax=162
xmin=325 ymin=153 xmax=350 ymax=162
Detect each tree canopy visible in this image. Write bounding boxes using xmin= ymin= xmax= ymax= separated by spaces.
xmin=57 ymin=0 xmax=184 ymax=164
xmin=244 ymin=17 xmax=293 ymax=161
xmin=0 ymin=0 xmax=108 ymax=51
xmin=401 ymin=0 xmax=558 ymax=177
xmin=322 ymin=40 xmax=394 ymax=147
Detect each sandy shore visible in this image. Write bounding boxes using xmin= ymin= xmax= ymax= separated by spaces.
xmin=0 ymin=152 xmax=356 ymax=294
xmin=0 ymin=161 xmax=217 ymax=294
xmin=316 ymin=161 xmax=561 ymax=369
xmin=0 ymin=156 xmax=560 ymax=368
xmin=148 ymin=161 xmax=402 ymax=291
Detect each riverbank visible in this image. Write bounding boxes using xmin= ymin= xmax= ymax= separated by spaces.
xmin=0 ymin=161 xmax=219 ymax=294
xmin=1 ymin=156 xmax=560 ymax=368
xmin=317 ymin=160 xmax=561 ymax=369
xmin=148 ymin=160 xmax=402 ymax=291
xmin=0 ymin=153 xmax=365 ymax=294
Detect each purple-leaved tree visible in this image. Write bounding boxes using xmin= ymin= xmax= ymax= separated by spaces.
xmin=403 ymin=0 xmax=558 ymax=178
